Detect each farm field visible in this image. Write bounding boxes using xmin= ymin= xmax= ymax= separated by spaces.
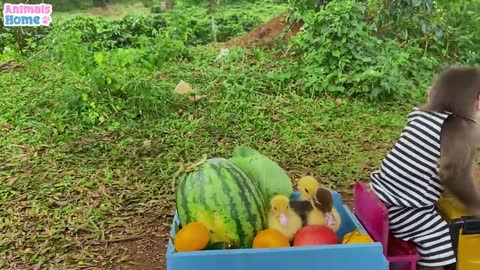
xmin=1 ymin=0 xmax=480 ymax=269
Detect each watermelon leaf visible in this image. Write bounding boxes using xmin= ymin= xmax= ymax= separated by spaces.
xmin=230 ymin=145 xmax=293 ymax=204
xmin=232 ymin=145 xmax=259 ymax=157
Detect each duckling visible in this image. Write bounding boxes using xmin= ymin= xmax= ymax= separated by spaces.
xmin=297 ymin=176 xmax=320 ymax=201
xmin=311 ymin=187 xmax=342 ymax=232
xmin=305 ymin=201 xmax=327 ymax=227
xmin=289 ymin=199 xmax=314 ymax=226
xmin=268 ymin=195 xmax=303 ymax=241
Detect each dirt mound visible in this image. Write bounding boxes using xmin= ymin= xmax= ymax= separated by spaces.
xmin=223 ymin=11 xmax=304 ymax=48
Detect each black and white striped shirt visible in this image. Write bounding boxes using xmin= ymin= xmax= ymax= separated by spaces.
xmin=370 ymin=107 xmax=452 ymax=208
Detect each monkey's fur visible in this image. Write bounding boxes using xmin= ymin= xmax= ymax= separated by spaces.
xmin=421 ymin=67 xmax=480 ymax=216
xmin=417 ymin=67 xmax=480 ymax=270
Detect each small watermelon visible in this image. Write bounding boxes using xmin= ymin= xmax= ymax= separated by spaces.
xmin=176 ymin=157 xmax=268 ymax=248
xmin=229 ymin=146 xmax=293 ymax=204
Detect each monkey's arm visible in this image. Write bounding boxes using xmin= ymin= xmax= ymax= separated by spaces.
xmin=439 ymin=117 xmax=480 ymax=214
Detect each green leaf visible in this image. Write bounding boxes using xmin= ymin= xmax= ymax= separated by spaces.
xmin=94 ymin=53 xmax=104 ymax=66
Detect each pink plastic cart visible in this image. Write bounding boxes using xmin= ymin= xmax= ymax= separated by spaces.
xmin=354 ymin=182 xmax=420 ymax=270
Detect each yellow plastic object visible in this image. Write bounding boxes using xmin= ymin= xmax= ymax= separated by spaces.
xmin=437 ymin=196 xmax=480 ymax=270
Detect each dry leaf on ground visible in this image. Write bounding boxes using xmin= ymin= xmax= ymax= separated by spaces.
xmin=174 ymin=80 xmax=193 ymax=95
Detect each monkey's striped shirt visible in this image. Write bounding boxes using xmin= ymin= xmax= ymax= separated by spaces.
xmin=370 ymin=107 xmax=457 ymax=267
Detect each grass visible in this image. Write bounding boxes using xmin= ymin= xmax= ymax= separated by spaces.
xmin=0 ymin=1 xmax=421 ymax=268
xmin=0 ymin=44 xmax=414 ymax=268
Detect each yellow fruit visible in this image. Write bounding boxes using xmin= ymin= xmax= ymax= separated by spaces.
xmin=342 ymin=230 xmax=373 ymax=244
xmin=252 ymin=229 xmax=290 ymax=248
xmin=174 ymin=222 xmax=210 ymax=252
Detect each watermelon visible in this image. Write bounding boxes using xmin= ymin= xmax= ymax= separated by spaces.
xmin=176 ymin=157 xmax=268 ymax=248
xmin=229 ymin=146 xmax=293 ymax=204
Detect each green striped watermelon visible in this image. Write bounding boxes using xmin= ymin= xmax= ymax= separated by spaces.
xmin=176 ymin=157 xmax=268 ymax=248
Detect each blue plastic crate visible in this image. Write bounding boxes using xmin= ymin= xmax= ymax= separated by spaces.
xmin=166 ymin=191 xmax=389 ymax=270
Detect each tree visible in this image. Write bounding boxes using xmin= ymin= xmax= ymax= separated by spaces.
xmin=181 ymin=0 xmax=220 ymax=42
xmin=92 ymin=0 xmax=109 ymax=8
xmin=165 ymin=0 xmax=175 ymax=9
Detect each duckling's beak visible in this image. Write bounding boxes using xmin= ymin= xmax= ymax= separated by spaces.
xmin=325 ymin=212 xmax=336 ymax=226
xmin=279 ymin=213 xmax=288 ymax=226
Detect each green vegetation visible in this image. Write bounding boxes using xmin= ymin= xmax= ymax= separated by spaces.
xmin=1 ymin=0 xmax=479 ymax=268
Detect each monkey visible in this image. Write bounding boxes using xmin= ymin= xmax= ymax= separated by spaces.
xmin=368 ymin=66 xmax=480 ymax=270
xmin=423 ymin=67 xmax=480 ymax=217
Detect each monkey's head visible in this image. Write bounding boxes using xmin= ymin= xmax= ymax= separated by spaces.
xmin=426 ymin=67 xmax=480 ymax=119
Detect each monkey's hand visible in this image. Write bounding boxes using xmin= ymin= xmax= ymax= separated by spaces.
xmin=439 ymin=117 xmax=480 ymax=213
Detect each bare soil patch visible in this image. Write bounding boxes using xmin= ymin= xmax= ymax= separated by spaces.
xmin=223 ymin=11 xmax=304 ymax=48
xmin=102 ymin=210 xmax=175 ymax=270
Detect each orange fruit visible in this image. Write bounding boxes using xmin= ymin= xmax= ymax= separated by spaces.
xmin=252 ymin=229 xmax=290 ymax=248
xmin=174 ymin=222 xmax=210 ymax=252
xmin=342 ymin=230 xmax=373 ymax=244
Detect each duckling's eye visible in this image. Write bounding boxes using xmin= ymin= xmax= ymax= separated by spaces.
xmin=304 ymin=188 xmax=309 ymax=194
xmin=274 ymin=207 xmax=277 ymax=211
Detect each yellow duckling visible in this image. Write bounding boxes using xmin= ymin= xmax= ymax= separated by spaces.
xmin=311 ymin=187 xmax=342 ymax=233
xmin=297 ymin=176 xmax=320 ymax=201
xmin=305 ymin=201 xmax=327 ymax=227
xmin=297 ymin=176 xmax=327 ymax=226
xmin=268 ymin=195 xmax=303 ymax=242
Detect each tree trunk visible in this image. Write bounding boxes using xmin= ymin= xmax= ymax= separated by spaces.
xmin=316 ymin=0 xmax=328 ymax=10
xmin=165 ymin=0 xmax=174 ymax=9
xmin=209 ymin=0 xmax=218 ymax=43
xmin=93 ymin=0 xmax=107 ymax=8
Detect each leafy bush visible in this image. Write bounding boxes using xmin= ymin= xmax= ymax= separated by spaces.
xmin=55 ymin=14 xmax=169 ymax=50
xmin=285 ymin=0 xmax=434 ymax=101
xmin=282 ymin=0 xmax=480 ymax=101
xmin=0 ymin=1 xmax=286 ymax=130
xmin=1 ymin=7 xmax=263 ymax=55
xmin=369 ymin=0 xmax=480 ymax=64
xmin=435 ymin=0 xmax=480 ymax=64
xmin=32 ymin=28 xmax=191 ymax=126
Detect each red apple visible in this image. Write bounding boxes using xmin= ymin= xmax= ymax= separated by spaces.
xmin=293 ymin=225 xmax=340 ymax=246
